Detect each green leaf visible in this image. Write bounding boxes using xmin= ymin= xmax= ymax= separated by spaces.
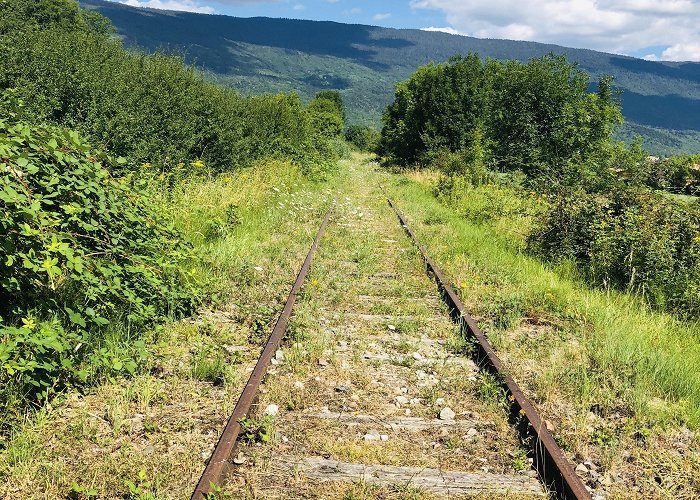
xmin=65 ymin=308 xmax=86 ymax=328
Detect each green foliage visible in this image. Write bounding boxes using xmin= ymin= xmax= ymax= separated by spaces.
xmin=0 ymin=0 xmax=333 ymax=175
xmin=379 ymin=54 xmax=623 ymax=177
xmin=76 ymin=0 xmax=700 ymax=156
xmin=344 ymin=125 xmax=380 ymax=151
xmin=381 ymin=53 xmax=700 ymax=319
xmin=528 ymin=189 xmax=700 ymax=317
xmin=379 ymin=54 xmax=486 ymax=166
xmin=646 ymin=154 xmax=700 ymax=195
xmin=307 ymin=92 xmax=344 ymax=139
xmin=0 ymin=111 xmax=201 ymax=406
xmin=488 ymin=60 xmax=621 ymax=174
xmin=314 ymin=90 xmax=346 ymax=123
xmin=238 ymin=414 xmax=274 ymax=443
xmin=124 ymin=469 xmax=156 ymax=500
xmin=69 ymin=482 xmax=98 ymax=499
xmin=0 ymin=0 xmax=88 ymax=32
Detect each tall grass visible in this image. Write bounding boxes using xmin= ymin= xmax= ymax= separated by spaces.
xmin=389 ymin=174 xmax=700 ymax=428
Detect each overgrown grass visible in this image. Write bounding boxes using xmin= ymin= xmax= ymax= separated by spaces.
xmin=0 ymin=158 xmax=339 ymax=497
xmin=387 ymin=172 xmax=700 ymax=429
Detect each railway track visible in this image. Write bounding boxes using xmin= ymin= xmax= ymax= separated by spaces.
xmin=192 ymin=182 xmax=591 ymax=499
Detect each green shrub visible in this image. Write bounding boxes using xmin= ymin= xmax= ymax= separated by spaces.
xmin=307 ymin=94 xmax=344 ymax=139
xmin=528 ymin=189 xmax=700 ymax=316
xmin=0 ymin=0 xmax=334 ymax=176
xmin=379 ymin=54 xmax=621 ymax=172
xmin=344 ymin=125 xmax=380 ymax=151
xmin=646 ymin=154 xmax=700 ymax=195
xmin=0 ymin=113 xmax=201 ymax=404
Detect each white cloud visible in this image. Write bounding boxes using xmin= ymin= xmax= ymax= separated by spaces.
xmin=373 ymin=12 xmax=391 ymax=21
xmin=421 ymin=26 xmax=466 ymax=36
xmin=121 ymin=0 xmax=215 ymax=13
xmin=662 ymin=42 xmax=700 ymax=61
xmin=293 ymin=3 xmax=305 ymax=10
xmin=410 ymin=0 xmax=700 ymax=61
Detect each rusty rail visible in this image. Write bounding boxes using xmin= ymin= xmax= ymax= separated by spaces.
xmin=191 ymin=200 xmax=336 ymax=500
xmin=386 ymin=197 xmax=591 ymax=500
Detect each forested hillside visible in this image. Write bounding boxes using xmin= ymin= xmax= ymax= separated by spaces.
xmin=80 ymin=0 xmax=700 ymax=156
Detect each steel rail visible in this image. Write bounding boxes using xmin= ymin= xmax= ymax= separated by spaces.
xmin=191 ymin=200 xmax=336 ymax=500
xmin=386 ymin=197 xmax=591 ymax=500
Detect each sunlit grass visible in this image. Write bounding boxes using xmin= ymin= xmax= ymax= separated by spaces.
xmin=386 ymin=173 xmax=700 ymax=428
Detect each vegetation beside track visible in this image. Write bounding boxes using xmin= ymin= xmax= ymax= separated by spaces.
xmin=2 ymin=1 xmax=700 ymax=498
xmin=0 ymin=0 xmax=345 ymax=442
xmin=0 ymin=159 xmax=339 ymax=497
xmin=379 ymin=54 xmax=700 ymax=320
xmin=384 ymin=168 xmax=700 ymax=498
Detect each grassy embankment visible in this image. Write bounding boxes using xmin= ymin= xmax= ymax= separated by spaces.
xmin=383 ymin=168 xmax=700 ymax=496
xmin=0 ymin=159 xmax=340 ymax=498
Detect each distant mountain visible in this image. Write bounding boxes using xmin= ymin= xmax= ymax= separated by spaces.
xmin=81 ymin=0 xmax=700 ymax=156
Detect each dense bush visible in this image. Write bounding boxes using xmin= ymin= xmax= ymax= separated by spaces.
xmin=345 ymin=125 xmax=381 ymax=151
xmin=378 ymin=54 xmax=622 ymax=177
xmin=528 ymin=189 xmax=700 ymax=316
xmin=0 ymin=0 xmax=335 ymax=175
xmin=381 ymin=51 xmax=700 ymax=318
xmin=0 ymin=106 xmax=201 ymax=409
xmin=379 ymin=54 xmax=485 ymax=166
xmin=646 ymin=154 xmax=700 ymax=195
xmin=306 ymin=91 xmax=345 ymax=139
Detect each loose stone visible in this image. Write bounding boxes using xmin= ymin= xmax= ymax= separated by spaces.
xmin=439 ymin=407 xmax=456 ymax=420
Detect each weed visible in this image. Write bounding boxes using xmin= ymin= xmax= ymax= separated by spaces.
xmin=446 ymin=330 xmax=475 ymax=356
xmin=204 ymin=482 xmax=232 ymax=499
xmin=249 ymin=305 xmax=275 ymax=345
xmin=190 ymin=344 xmax=231 ymax=386
xmin=69 ymin=482 xmax=97 ymax=499
xmin=474 ymin=372 xmax=507 ymax=409
xmin=143 ymin=418 xmax=159 ymax=434
xmin=238 ymin=415 xmax=274 ymax=444
xmin=125 ymin=469 xmax=156 ymax=500
xmin=511 ymin=448 xmax=529 ymax=471
xmin=423 ymin=210 xmax=446 ymax=225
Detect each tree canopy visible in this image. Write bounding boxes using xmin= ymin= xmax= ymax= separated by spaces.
xmin=378 ymin=54 xmax=623 ymax=179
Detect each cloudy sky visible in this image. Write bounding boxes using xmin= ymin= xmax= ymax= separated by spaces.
xmin=114 ymin=0 xmax=700 ymax=61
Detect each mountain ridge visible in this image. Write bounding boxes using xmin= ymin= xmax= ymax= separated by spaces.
xmin=81 ymin=0 xmax=700 ymax=155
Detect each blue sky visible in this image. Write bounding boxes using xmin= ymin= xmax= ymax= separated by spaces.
xmin=119 ymin=0 xmax=449 ymax=28
xmin=115 ymin=0 xmax=700 ymax=61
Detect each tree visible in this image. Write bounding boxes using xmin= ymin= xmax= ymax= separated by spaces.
xmin=314 ymin=90 xmax=345 ymax=124
xmin=307 ymin=94 xmax=344 ymax=138
xmin=378 ymin=53 xmax=623 ymax=178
